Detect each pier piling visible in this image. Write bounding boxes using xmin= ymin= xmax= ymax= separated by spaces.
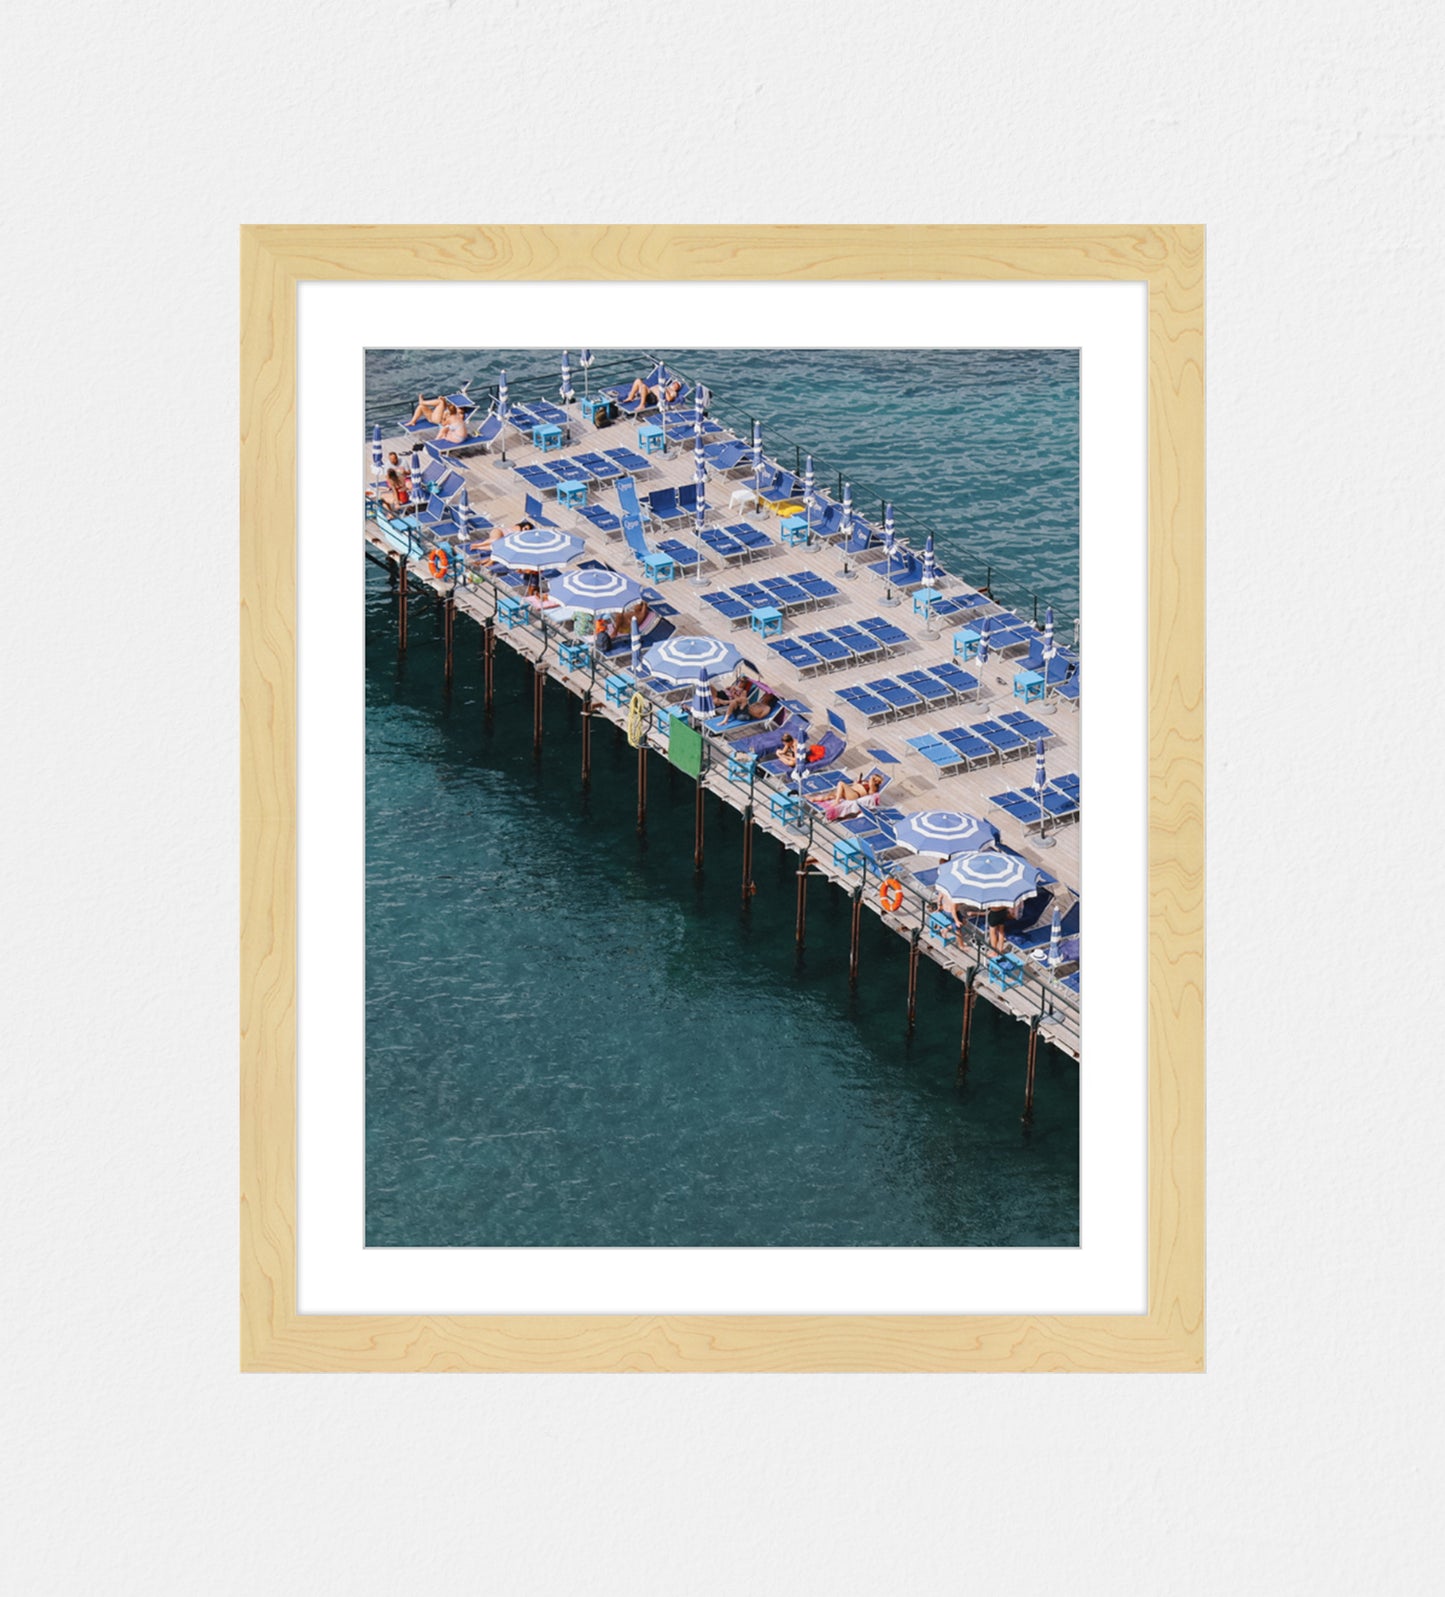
xmin=795 ymin=852 xmax=809 ymax=948
xmin=443 ymin=594 xmax=455 ymax=686
xmin=848 ymin=888 xmax=863 ymax=986
xmin=580 ymin=692 xmax=592 ymax=786
xmin=1023 ymin=1014 xmax=1041 ymax=1124
xmin=532 ymin=663 xmax=544 ymax=757
xmin=397 ymin=557 xmax=409 ymax=652
xmin=636 ymin=743 xmax=647 ymax=832
xmin=482 ymin=620 xmax=495 ymax=712
xmin=693 ymin=780 xmax=705 ymax=871
xmin=740 ymin=806 xmax=754 ymax=904
xmin=906 ymin=930 xmax=921 ymax=1032
xmin=957 ymin=966 xmax=978 ymax=1084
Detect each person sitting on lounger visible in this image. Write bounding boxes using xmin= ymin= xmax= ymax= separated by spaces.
xmin=624 ymin=375 xmax=683 ymax=409
xmin=387 ymin=451 xmax=410 ymax=485
xmin=435 ymin=403 xmax=470 ymax=443
xmin=775 ymin=733 xmax=800 ymax=768
xmin=407 ymin=394 xmax=451 ymax=426
xmin=594 ymin=600 xmax=651 ymax=647
xmin=379 ymin=466 xmax=410 ymax=512
xmin=711 ymin=677 xmax=753 ymax=717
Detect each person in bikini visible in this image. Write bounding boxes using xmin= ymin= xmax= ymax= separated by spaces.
xmin=379 ymin=466 xmax=410 ymax=512
xmin=624 ymin=375 xmax=683 ymax=409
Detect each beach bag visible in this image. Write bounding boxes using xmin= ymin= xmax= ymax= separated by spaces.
xmin=807 ymin=743 xmax=828 ymax=763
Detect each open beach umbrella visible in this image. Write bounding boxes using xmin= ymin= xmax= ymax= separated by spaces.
xmin=921 ymin=532 xmax=938 ymax=587
xmin=642 ymin=634 xmax=744 ymax=686
xmin=937 ymin=849 xmax=1044 ymax=912
xmin=371 ymin=424 xmax=383 ymax=488
xmin=893 ymin=810 xmax=999 ymax=858
xmin=550 ymin=567 xmax=645 ymax=613
xmin=579 ymin=348 xmax=593 ymax=396
xmin=1034 ymin=736 xmax=1056 ymax=847
xmin=560 ymin=350 xmax=574 ymax=404
xmin=488 ymin=526 xmax=585 ymax=570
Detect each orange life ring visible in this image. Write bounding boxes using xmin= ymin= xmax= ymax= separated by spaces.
xmin=879 ymin=878 xmax=904 ymax=913
xmin=427 ymin=547 xmax=450 ymax=579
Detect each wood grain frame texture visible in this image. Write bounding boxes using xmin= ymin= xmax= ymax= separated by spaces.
xmin=241 ymin=225 xmax=1203 ymax=1372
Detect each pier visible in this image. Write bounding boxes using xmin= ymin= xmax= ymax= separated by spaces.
xmin=364 ymin=359 xmax=1082 ymax=1101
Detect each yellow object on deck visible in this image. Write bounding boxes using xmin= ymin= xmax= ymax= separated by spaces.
xmin=772 ymin=500 xmax=805 ymax=518
xmin=626 ymin=692 xmax=649 ymax=748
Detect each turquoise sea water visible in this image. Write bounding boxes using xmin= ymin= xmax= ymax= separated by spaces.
xmin=364 ymin=348 xmax=1080 ymax=1247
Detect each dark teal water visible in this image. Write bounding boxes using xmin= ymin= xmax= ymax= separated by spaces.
xmin=365 ymin=348 xmax=1079 ymax=1247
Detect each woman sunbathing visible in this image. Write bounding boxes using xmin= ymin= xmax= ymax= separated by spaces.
xmin=809 ymin=772 xmax=884 ymax=821
xmin=775 ymin=733 xmax=799 ymax=768
xmin=624 ymin=375 xmax=683 ymax=408
xmin=379 ymin=467 xmax=410 ymax=512
xmin=407 ymin=394 xmax=451 ymax=425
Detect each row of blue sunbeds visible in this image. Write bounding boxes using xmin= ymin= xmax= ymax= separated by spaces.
xmin=834 ymin=663 xmax=982 ymax=719
xmin=989 ymin=771 xmax=1081 ymax=828
xmin=702 ymin=571 xmax=842 ymax=623
xmin=904 ymin=710 xmax=1056 ymax=770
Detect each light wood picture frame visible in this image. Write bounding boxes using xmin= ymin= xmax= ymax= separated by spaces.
xmin=241 ymin=224 xmax=1203 ymax=1372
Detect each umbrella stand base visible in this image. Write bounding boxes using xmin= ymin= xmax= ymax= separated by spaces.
xmin=1035 ymin=835 xmax=1056 ymax=848
xmin=879 ymin=592 xmax=900 ymax=608
xmin=688 ymin=573 xmax=711 ymax=587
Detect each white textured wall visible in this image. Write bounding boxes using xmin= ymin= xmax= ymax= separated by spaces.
xmin=3 ymin=1 xmax=1442 ymax=1591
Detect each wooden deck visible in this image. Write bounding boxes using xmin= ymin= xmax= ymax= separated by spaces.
xmin=365 ymin=400 xmax=1081 ymax=1060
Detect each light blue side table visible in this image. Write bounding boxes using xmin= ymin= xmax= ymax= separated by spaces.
xmin=532 ymin=423 xmax=563 ymax=452
xmin=749 ymin=604 xmax=784 ymax=638
xmin=1013 ymin=668 xmax=1045 ymax=703
xmin=638 ymin=424 xmax=666 ymax=455
xmin=556 ymin=479 xmax=588 ymax=509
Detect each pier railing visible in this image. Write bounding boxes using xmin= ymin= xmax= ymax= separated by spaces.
xmin=364 ymin=515 xmax=1080 ymax=1042
xmin=365 ymin=351 xmax=1080 ymax=640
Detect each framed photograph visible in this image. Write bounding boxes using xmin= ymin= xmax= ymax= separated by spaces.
xmin=241 ymin=225 xmax=1203 ymax=1370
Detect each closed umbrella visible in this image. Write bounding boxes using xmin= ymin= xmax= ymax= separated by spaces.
xmin=893 ymin=810 xmax=999 ymax=858
xmin=803 ymin=454 xmax=815 ymax=540
xmin=497 ymin=368 xmax=509 ymax=462
xmin=371 ymin=424 xmax=383 ymax=490
xmin=630 ymin=615 xmax=642 ymax=673
xmin=921 ymin=532 xmax=938 ymax=587
xmin=1034 ymin=736 xmax=1055 ymax=848
xmin=976 ymin=614 xmax=992 ymax=694
xmin=879 ymin=499 xmax=900 ymax=607
xmin=580 ymin=348 xmax=593 ymax=397
xmin=409 ymin=443 xmax=424 ymax=504
xmin=1047 ymin=906 xmax=1062 ymax=967
xmin=751 ymin=419 xmax=763 ymax=491
xmin=560 ymin=350 xmax=574 ymax=404
xmin=691 ymin=433 xmax=709 ymax=586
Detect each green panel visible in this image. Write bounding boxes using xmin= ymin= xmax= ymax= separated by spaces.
xmin=666 ymin=712 xmax=703 ymax=779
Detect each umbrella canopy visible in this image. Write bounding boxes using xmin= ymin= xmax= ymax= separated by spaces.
xmin=550 ymin=566 xmax=645 ymax=612
xmin=937 ymin=850 xmax=1044 ymax=911
xmin=488 ymin=527 xmax=585 ymax=570
xmin=642 ymin=634 xmax=743 ymax=685
xmin=371 ymin=424 xmax=383 ymax=484
xmin=560 ymin=350 xmax=574 ymax=403
xmin=921 ymin=532 xmax=937 ymax=587
xmin=691 ymin=679 xmax=713 ymax=721
xmin=893 ymin=810 xmax=999 ymax=857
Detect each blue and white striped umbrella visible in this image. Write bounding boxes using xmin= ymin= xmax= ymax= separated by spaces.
xmin=1047 ymin=906 xmax=1062 ymax=966
xmin=883 ymin=502 xmax=896 ymax=560
xmin=693 ymin=384 xmax=705 ymax=431
xmin=921 ymin=532 xmax=938 ymax=587
xmin=550 ymin=567 xmax=645 ymax=612
xmin=488 ymin=527 xmax=585 ymax=570
xmin=803 ymin=455 xmax=815 ymax=536
xmin=937 ymin=849 xmax=1044 ymax=910
xmin=409 ymin=443 xmax=424 ymax=499
xmin=579 ymin=347 xmax=593 ymax=396
xmin=694 ymin=435 xmax=707 ymax=513
xmin=642 ymin=634 xmax=743 ymax=685
xmin=456 ymin=486 xmax=471 ymax=527
xmin=691 ymin=678 xmax=713 ymax=721
xmin=893 ymin=810 xmax=999 ymax=858
xmin=371 ymin=424 xmax=383 ymax=485
xmin=752 ymin=419 xmax=763 ymax=487
xmin=498 ymin=368 xmax=508 ymax=420
xmin=977 ymin=614 xmax=992 ymax=671
xmin=1035 ymin=736 xmax=1048 ymax=800
xmin=629 ymin=615 xmax=642 ymax=673
xmin=1042 ymin=605 xmax=1056 ymax=667
xmin=560 ymin=350 xmax=574 ymax=404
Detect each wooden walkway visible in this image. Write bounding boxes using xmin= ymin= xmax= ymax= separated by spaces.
xmin=365 ymin=399 xmax=1081 ymax=1062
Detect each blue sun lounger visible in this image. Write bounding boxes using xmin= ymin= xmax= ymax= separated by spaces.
xmin=431 ymin=414 xmax=503 ymax=456
xmin=867 ymin=678 xmax=924 ymax=716
xmin=702 ymin=439 xmax=752 ymax=472
xmin=929 ymin=592 xmax=991 ymax=621
xmin=578 ymin=503 xmax=622 ymax=535
xmin=721 ymin=521 xmax=773 ymax=554
xmin=699 ymin=526 xmax=748 ymax=563
xmin=761 ymin=576 xmax=811 ymax=610
xmin=757 ymin=470 xmax=802 ymax=509
xmin=647 ymin=488 xmax=688 ymax=525
xmin=897 ymin=669 xmax=954 ymax=709
xmin=572 ymin=452 xmax=624 ymax=482
xmin=1012 ymin=900 xmax=1080 ymax=953
xmin=972 ymin=720 xmax=1029 ymax=755
xmin=856 ymin=615 xmax=909 ymax=651
xmin=794 ymin=570 xmax=840 ymax=604
xmin=929 ymin=662 xmax=979 ymax=699
xmin=828 ymin=625 xmax=884 ymax=663
xmin=522 ymin=494 xmax=560 ymax=529
xmin=937 ymin=727 xmax=994 ymax=766
xmin=656 ymin=539 xmax=703 ymax=571
xmin=604 ymin=446 xmax=655 ymax=475
xmin=905 ymin=734 xmax=969 ymax=774
xmin=514 ymin=463 xmax=562 ymax=493
xmin=1000 ymin=709 xmax=1053 ymax=741
xmin=768 ymin=638 xmax=823 ymax=674
xmin=701 ymin=590 xmax=752 ymax=623
xmin=836 ymin=685 xmax=894 ymax=726
xmin=799 ymin=631 xmax=854 ymax=668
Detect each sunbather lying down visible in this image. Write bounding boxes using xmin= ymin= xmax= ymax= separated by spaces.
xmin=809 ymin=772 xmax=885 ymax=821
xmin=625 ymin=375 xmax=682 ymax=407
xmin=407 ymin=395 xmax=469 ymax=441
